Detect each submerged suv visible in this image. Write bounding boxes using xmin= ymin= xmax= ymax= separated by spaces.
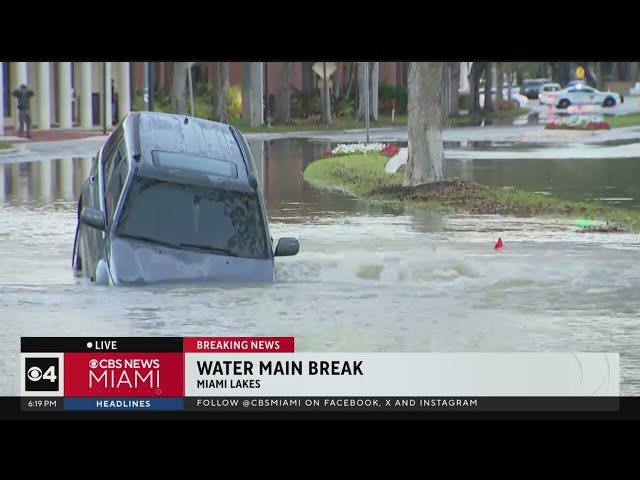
xmin=72 ymin=111 xmax=299 ymax=286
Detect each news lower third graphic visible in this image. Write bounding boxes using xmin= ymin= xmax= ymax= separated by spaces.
xmin=18 ymin=337 xmax=621 ymax=412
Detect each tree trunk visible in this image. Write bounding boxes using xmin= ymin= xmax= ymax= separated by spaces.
xmin=344 ymin=63 xmax=356 ymax=100
xmin=171 ymin=61 xmax=188 ymax=114
xmin=495 ymin=62 xmax=504 ymax=109
xmin=612 ymin=62 xmax=621 ymax=81
xmin=371 ymin=62 xmax=379 ymax=121
xmin=396 ymin=62 xmax=404 ymax=87
xmin=403 ymin=62 xmax=444 ymax=188
xmin=214 ymin=62 xmax=229 ymax=122
xmin=355 ymin=62 xmax=369 ymax=121
xmin=333 ymin=64 xmax=341 ymax=100
xmin=483 ymin=62 xmax=494 ymax=113
xmin=469 ymin=62 xmax=482 ymax=115
xmin=249 ymin=62 xmax=263 ymax=127
xmin=508 ymin=71 xmax=513 ymax=102
xmin=302 ymin=62 xmax=313 ymax=96
xmin=596 ymin=62 xmax=605 ymax=90
xmin=275 ymin=62 xmax=292 ymax=124
xmin=164 ymin=61 xmax=174 ymax=94
xmin=449 ymin=62 xmax=460 ymax=116
xmin=632 ymin=62 xmax=640 ymax=82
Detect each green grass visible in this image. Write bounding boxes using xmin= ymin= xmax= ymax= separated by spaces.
xmin=303 ymin=153 xmax=640 ymax=230
xmin=445 ymin=108 xmax=531 ymax=128
xmin=0 ymin=141 xmax=13 ymax=149
xmin=607 ymin=113 xmax=640 ymax=128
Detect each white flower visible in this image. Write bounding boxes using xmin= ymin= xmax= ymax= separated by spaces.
xmin=331 ymin=143 xmax=387 ymax=156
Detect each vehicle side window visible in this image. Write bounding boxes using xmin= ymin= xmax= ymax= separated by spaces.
xmin=101 ymin=127 xmax=124 ymax=185
xmin=231 ymin=128 xmax=259 ymax=178
xmin=104 ymin=144 xmax=129 ymax=223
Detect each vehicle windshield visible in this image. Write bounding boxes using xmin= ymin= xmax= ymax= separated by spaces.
xmin=115 ymin=176 xmax=270 ymax=260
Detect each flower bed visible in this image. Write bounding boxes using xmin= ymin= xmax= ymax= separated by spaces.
xmin=322 ymin=143 xmax=401 ymax=158
xmin=545 ymin=116 xmax=610 ymax=130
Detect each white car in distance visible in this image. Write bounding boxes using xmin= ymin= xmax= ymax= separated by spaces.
xmin=553 ymin=85 xmax=623 ymax=109
xmin=538 ymin=83 xmax=562 ymax=105
xmin=479 ymin=88 xmax=529 ymax=109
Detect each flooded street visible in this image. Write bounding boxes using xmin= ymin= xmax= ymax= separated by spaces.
xmin=1 ymin=138 xmax=640 ymax=396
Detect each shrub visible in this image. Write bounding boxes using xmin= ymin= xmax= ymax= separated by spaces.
xmin=459 ymin=93 xmax=470 ymax=111
xmin=227 ymin=85 xmax=242 ymax=120
xmin=378 ymin=84 xmax=408 ymax=115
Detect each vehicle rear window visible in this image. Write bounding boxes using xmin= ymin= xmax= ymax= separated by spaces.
xmin=152 ymin=150 xmax=238 ymax=179
xmin=116 ymin=176 xmax=269 ymax=260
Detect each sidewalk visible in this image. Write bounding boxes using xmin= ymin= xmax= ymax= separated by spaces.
xmin=2 ymin=127 xmax=107 ymax=144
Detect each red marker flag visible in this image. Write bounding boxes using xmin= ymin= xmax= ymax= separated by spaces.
xmin=494 ymin=237 xmax=503 ymax=250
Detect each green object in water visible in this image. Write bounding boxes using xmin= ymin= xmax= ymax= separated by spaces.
xmin=576 ymin=219 xmax=598 ymax=228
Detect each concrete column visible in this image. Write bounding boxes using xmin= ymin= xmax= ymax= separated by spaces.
xmin=103 ymin=62 xmax=112 ymax=129
xmin=79 ymin=62 xmax=93 ymax=129
xmin=13 ymin=62 xmax=28 ymax=128
xmin=0 ymin=62 xmax=4 ymax=135
xmin=59 ymin=157 xmax=74 ymax=200
xmin=58 ymin=62 xmax=73 ymax=128
xmin=117 ymin=62 xmax=131 ymax=122
xmin=37 ymin=62 xmax=51 ymax=130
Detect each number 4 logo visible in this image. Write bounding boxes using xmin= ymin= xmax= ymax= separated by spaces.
xmin=24 ymin=357 xmax=60 ymax=392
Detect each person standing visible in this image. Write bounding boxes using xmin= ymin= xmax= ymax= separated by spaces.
xmin=12 ymin=84 xmax=34 ymax=138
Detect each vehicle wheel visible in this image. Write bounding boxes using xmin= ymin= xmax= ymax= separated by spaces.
xmin=603 ymin=96 xmax=616 ymax=107
xmin=558 ymin=99 xmax=570 ymax=109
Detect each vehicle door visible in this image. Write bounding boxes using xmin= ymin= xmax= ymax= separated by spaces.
xmin=81 ymin=128 xmax=122 ymax=274
xmin=566 ymin=88 xmax=586 ymax=105
xmin=579 ymin=87 xmax=598 ymax=105
xmin=101 ymin=138 xmax=129 ymax=266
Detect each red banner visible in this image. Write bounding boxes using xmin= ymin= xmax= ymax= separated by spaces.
xmin=183 ymin=337 xmax=295 ymax=353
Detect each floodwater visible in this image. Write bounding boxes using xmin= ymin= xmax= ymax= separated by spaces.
xmin=1 ymin=139 xmax=640 ymax=396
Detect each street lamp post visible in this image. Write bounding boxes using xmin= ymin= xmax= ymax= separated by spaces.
xmin=102 ymin=62 xmax=107 ymax=135
xmin=364 ymin=61 xmax=370 ymax=144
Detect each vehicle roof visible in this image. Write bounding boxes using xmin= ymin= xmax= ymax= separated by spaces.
xmin=122 ymin=112 xmax=255 ymax=189
xmin=542 ymin=83 xmax=561 ymax=87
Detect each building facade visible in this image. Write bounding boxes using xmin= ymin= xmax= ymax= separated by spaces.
xmin=1 ymin=62 xmax=132 ymax=135
xmin=2 ymin=62 xmax=472 ymax=136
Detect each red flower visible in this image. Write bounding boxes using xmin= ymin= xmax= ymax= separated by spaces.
xmin=381 ymin=144 xmax=401 ymax=158
xmin=322 ymin=150 xmax=333 ymax=157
